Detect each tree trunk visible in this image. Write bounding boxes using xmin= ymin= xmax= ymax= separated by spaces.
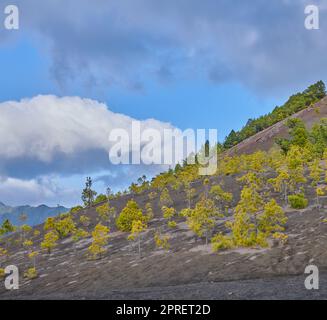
xmin=138 ymin=236 xmax=141 ymax=259
xmin=254 ymin=213 xmax=258 ymax=237
xmin=283 ymin=184 xmax=288 ymax=206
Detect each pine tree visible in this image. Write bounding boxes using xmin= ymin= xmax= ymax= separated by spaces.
xmin=316 ymin=187 xmax=325 ymax=209
xmin=148 ymin=191 xmax=157 ymax=201
xmin=234 ymin=185 xmax=264 ymax=243
xmin=268 ymin=164 xmax=290 ymax=205
xmin=161 ymin=206 xmax=177 ymax=228
xmin=0 ymin=219 xmax=15 ymax=250
xmin=145 ymin=203 xmax=154 ymax=221
xmin=154 ymin=231 xmax=170 ymax=251
xmin=116 ymin=200 xmax=146 ymax=232
xmin=0 ymin=219 xmax=15 ymax=235
xmin=96 ymin=202 xmax=117 ymax=228
xmin=258 ymin=199 xmax=287 ymax=240
xmin=88 ymin=223 xmax=110 ymax=259
xmin=80 ymin=215 xmax=91 ymax=227
xmin=0 ymin=247 xmax=8 ymax=257
xmin=309 ymin=159 xmax=323 ymax=187
xmin=41 ymin=231 xmax=59 ymax=254
xmin=24 ymin=266 xmax=38 ymax=280
xmin=23 ymin=239 xmax=33 ymax=255
xmin=106 ymin=187 xmax=113 ymax=200
xmin=226 ymin=209 xmax=255 ymax=247
xmin=33 ymin=230 xmax=41 ymax=238
xmin=44 ymin=217 xmax=56 ymax=231
xmin=286 ymin=146 xmax=307 ymax=192
xmin=54 ymin=216 xmax=76 ymax=238
xmin=209 ymin=185 xmax=233 ymax=213
xmin=203 ymin=178 xmax=210 ymax=199
xmin=238 ymin=171 xmax=263 ymax=189
xmin=159 ymin=188 xmax=173 ymax=208
xmin=82 ymin=177 xmax=97 ymax=207
xmin=70 ymin=205 xmax=83 ymax=215
xmin=28 ymin=251 xmax=39 ymax=269
xmin=94 ymin=194 xmax=107 ymax=204
xmin=184 ymin=197 xmax=221 ymax=245
xmin=323 ymin=148 xmax=327 ymax=183
xmin=185 ymin=186 xmax=196 ymax=208
xmin=20 ymin=224 xmax=32 ymax=244
xmin=127 ymin=220 xmax=147 ymax=258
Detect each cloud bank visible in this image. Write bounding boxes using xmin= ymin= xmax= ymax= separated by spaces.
xmin=0 ymin=95 xmax=178 ymax=205
xmin=6 ymin=0 xmax=327 ymax=94
xmin=0 ymin=95 xmax=176 ymax=173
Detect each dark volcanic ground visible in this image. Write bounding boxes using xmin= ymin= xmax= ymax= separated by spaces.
xmin=0 ymin=201 xmax=327 ymax=300
xmin=0 ymin=148 xmax=326 ymax=300
xmin=6 ymin=274 xmax=325 ymax=300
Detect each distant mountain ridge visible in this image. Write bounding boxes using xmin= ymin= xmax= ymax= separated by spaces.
xmin=0 ymin=202 xmax=69 ymax=227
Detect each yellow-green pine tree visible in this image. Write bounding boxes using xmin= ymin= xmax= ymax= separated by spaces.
xmin=88 ymin=223 xmax=110 ymax=259
xmin=41 ymin=231 xmax=59 ymax=254
xmin=127 ymin=220 xmax=147 ymax=258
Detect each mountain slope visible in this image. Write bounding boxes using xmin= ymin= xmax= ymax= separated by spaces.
xmin=0 ymin=167 xmax=326 ymax=299
xmin=0 ymin=95 xmax=326 ymax=300
xmin=227 ymin=96 xmax=327 ymax=155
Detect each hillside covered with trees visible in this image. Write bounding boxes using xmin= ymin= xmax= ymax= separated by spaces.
xmin=223 ymin=81 xmax=326 ymax=149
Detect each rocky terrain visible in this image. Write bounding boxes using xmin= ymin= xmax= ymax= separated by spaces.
xmin=0 ymin=172 xmax=326 ymax=300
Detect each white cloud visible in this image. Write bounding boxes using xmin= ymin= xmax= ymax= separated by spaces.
xmin=0 ymin=95 xmax=176 ymax=164
xmin=0 ymin=95 xmax=187 ymax=205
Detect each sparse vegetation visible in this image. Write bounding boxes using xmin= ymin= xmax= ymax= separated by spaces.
xmin=154 ymin=231 xmax=170 ymax=251
xmin=96 ymin=202 xmax=116 ymax=228
xmin=82 ymin=177 xmax=97 ymax=207
xmin=288 ymin=193 xmax=309 ymax=209
xmin=1 ymin=82 xmax=327 ymax=298
xmin=24 ymin=267 xmax=38 ymax=280
xmin=162 ymin=206 xmax=177 ymax=228
xmin=128 ymin=219 xmax=147 ymax=258
xmin=116 ymin=200 xmax=146 ymax=232
xmin=41 ymin=231 xmax=59 ymax=254
xmin=80 ymin=215 xmax=90 ymax=227
xmin=88 ymin=223 xmax=110 ymax=259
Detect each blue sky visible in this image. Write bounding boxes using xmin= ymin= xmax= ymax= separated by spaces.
xmin=0 ymin=38 xmax=282 ymax=138
xmin=0 ymin=0 xmax=326 ymax=207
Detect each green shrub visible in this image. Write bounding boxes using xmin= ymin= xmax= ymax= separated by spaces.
xmin=70 ymin=206 xmax=83 ymax=215
xmin=288 ymin=193 xmax=308 ymax=209
xmin=211 ymin=233 xmax=234 ymax=251
xmin=0 ymin=268 xmax=5 ymax=279
xmin=116 ymin=200 xmax=145 ymax=232
xmin=167 ymin=221 xmax=177 ymax=228
xmin=94 ymin=194 xmax=107 ymax=204
xmin=24 ymin=267 xmax=38 ymax=279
